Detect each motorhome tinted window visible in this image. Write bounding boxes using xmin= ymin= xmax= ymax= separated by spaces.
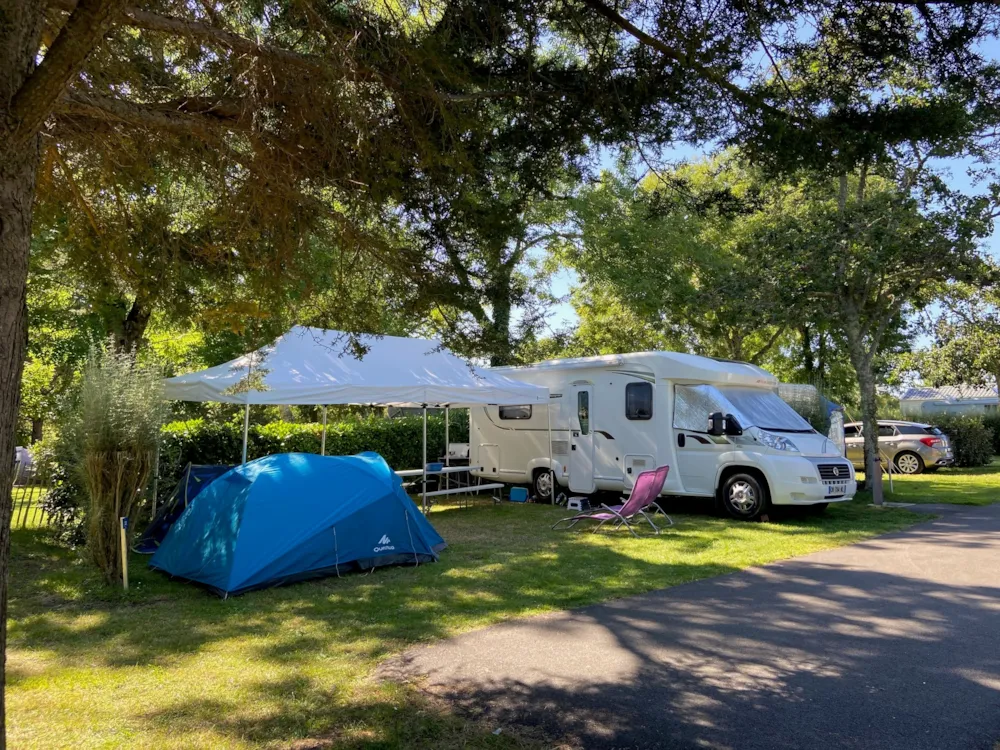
xmin=577 ymin=391 xmax=590 ymax=435
xmin=499 ymin=405 xmax=532 ymax=420
xmin=717 ymin=387 xmax=814 ymax=432
xmin=673 ymin=385 xmax=729 ymax=432
xmin=844 ymin=425 xmax=860 ymax=437
xmin=625 ymin=382 xmax=653 ymax=420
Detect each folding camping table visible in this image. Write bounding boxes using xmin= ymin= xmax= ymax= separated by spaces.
xmin=395 ymin=465 xmax=504 ymax=508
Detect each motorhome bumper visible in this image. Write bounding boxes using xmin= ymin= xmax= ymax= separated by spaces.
xmin=763 ymin=457 xmax=857 ymax=505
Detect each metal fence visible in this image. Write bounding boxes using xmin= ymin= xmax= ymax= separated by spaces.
xmin=11 ymin=460 xmax=56 ymax=530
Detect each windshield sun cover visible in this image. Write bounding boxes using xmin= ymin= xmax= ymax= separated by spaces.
xmin=717 ymin=386 xmax=815 ymax=432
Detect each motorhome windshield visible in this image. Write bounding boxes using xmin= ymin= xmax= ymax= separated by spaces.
xmin=717 ymin=387 xmax=815 ymax=433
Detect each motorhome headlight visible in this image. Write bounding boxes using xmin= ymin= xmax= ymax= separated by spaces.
xmin=757 ymin=429 xmax=800 ymax=453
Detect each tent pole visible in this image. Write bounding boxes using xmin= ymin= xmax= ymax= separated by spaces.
xmin=547 ymin=397 xmax=555 ymax=504
xmin=444 ymin=406 xmax=450 ymax=492
xmin=422 ymin=405 xmax=428 ymax=513
xmin=241 ymin=402 xmax=250 ymax=465
xmin=321 ymin=406 xmax=328 ymax=456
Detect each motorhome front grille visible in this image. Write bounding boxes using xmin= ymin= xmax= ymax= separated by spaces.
xmin=551 ymin=440 xmax=570 ymax=456
xmin=817 ymin=463 xmax=851 ymax=480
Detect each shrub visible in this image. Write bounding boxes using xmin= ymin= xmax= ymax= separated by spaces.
xmin=34 ymin=438 xmax=87 ymax=547
xmin=929 ymin=414 xmax=995 ymax=468
xmin=72 ymin=345 xmax=167 ymax=583
xmin=156 ymin=411 xmax=470 ymax=503
xmin=981 ymin=412 xmax=1000 ymax=457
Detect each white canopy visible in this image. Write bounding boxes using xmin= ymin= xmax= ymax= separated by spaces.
xmin=163 ymin=326 xmax=548 ymax=407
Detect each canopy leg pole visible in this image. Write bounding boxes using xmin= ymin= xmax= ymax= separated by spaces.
xmin=444 ymin=406 xmax=450 ymax=493
xmin=422 ymin=405 xmax=428 ymax=514
xmin=321 ymin=406 xmax=328 ymax=456
xmin=241 ymin=402 xmax=250 ymax=465
xmin=547 ymin=399 xmax=555 ymax=504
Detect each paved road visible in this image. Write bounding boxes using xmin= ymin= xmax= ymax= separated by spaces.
xmin=381 ymin=504 xmax=1000 ymax=749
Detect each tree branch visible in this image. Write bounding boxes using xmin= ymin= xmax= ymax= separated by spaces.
xmin=579 ymin=0 xmax=799 ymax=124
xmin=55 ymin=91 xmax=251 ymax=137
xmin=5 ymin=0 xmax=128 ymax=150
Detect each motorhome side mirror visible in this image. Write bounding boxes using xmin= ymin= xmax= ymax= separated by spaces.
xmin=724 ymin=413 xmax=743 ymax=436
xmin=708 ymin=412 xmax=726 ymax=436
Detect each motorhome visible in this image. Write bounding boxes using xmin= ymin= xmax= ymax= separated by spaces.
xmin=470 ymin=351 xmax=856 ymax=520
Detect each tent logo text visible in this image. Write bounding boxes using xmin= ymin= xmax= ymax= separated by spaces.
xmin=374 ymin=534 xmax=395 ymax=552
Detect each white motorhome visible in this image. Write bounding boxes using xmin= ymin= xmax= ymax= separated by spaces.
xmin=470 ymin=351 xmax=856 ymax=520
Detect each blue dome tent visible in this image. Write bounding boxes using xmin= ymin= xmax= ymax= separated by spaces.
xmin=150 ymin=452 xmax=446 ymax=597
xmin=135 ymin=463 xmax=232 ymax=554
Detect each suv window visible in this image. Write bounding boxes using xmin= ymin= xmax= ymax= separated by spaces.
xmin=895 ymin=424 xmax=928 ymax=435
xmin=877 ymin=424 xmax=896 ymax=437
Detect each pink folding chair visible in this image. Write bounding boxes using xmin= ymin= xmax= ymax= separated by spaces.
xmin=552 ymin=466 xmax=671 ymax=537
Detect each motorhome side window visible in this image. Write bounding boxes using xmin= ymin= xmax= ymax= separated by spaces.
xmin=673 ymin=384 xmax=728 ymax=433
xmin=577 ymin=391 xmax=590 ymax=435
xmin=625 ymin=382 xmax=652 ymax=420
xmin=499 ymin=405 xmax=532 ymax=420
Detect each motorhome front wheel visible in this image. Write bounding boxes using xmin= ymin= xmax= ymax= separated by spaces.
xmin=721 ymin=473 xmax=769 ymax=521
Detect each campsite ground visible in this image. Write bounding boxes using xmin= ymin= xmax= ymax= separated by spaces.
xmin=8 ymin=462 xmax=999 ymax=748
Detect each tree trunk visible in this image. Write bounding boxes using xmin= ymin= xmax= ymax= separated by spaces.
xmin=113 ymin=294 xmax=154 ymax=352
xmin=30 ymin=419 xmax=43 ymax=444
xmin=1 ymin=4 xmax=48 ymax=744
xmin=855 ymin=357 xmax=884 ymax=505
xmin=800 ymin=325 xmax=814 ymax=374
xmin=843 ymin=309 xmax=883 ymax=506
xmin=486 ymin=265 xmax=514 ymax=367
xmin=0 ymin=148 xmax=39 ymax=750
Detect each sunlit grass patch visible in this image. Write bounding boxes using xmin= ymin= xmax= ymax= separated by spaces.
xmin=859 ymin=457 xmax=999 ymax=505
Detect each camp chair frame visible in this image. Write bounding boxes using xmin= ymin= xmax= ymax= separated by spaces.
xmin=551 ymin=466 xmax=671 ymax=537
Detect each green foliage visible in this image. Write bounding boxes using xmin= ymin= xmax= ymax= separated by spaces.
xmin=930 ymin=414 xmax=995 ymax=468
xmin=979 ymin=413 xmax=1000 ymax=457
xmin=908 ymin=278 xmax=1000 ymax=395
xmin=157 ymin=412 xmax=470 ymax=502
xmin=71 ymin=344 xmax=168 ymax=582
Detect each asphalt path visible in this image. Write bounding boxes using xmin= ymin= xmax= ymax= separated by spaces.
xmin=381 ymin=503 xmax=1000 ymax=749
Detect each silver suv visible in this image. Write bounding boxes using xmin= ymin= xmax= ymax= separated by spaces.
xmin=844 ymin=420 xmax=954 ymax=475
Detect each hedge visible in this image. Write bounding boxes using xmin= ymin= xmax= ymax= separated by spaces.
xmin=982 ymin=412 xmax=1000 ymax=457
xmin=157 ymin=412 xmax=470 ymax=501
xmin=930 ymin=414 xmax=995 ymax=468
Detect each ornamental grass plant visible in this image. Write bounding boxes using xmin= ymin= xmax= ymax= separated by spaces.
xmin=73 ymin=342 xmax=166 ymax=583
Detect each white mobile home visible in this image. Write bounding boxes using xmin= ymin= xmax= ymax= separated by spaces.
xmin=470 ymin=351 xmax=856 ymax=520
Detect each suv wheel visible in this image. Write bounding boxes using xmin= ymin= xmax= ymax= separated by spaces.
xmin=894 ymin=451 xmax=924 ymax=475
xmin=720 ymin=473 xmax=769 ymax=521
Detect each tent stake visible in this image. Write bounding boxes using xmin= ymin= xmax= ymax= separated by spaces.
xmin=422 ymin=405 xmax=428 ymax=513
xmin=241 ymin=402 xmax=250 ymax=464
xmin=321 ymin=405 xmax=328 ymax=456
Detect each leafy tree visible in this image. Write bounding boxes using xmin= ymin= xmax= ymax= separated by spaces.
xmin=557 ymin=160 xmax=803 ymax=363
xmin=754 ymin=175 xmax=993 ymax=503
xmin=911 ymin=279 xmax=1000 ymax=396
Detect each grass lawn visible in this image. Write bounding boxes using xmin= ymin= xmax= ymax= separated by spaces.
xmin=860 ymin=456 xmax=1000 ymax=506
xmin=6 ymin=480 xmax=968 ymax=749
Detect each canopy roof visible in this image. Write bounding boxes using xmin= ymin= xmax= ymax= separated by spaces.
xmin=163 ymin=326 xmax=548 ymax=406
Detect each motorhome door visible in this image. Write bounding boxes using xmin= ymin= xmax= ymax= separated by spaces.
xmin=569 ymin=385 xmax=597 ymax=493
